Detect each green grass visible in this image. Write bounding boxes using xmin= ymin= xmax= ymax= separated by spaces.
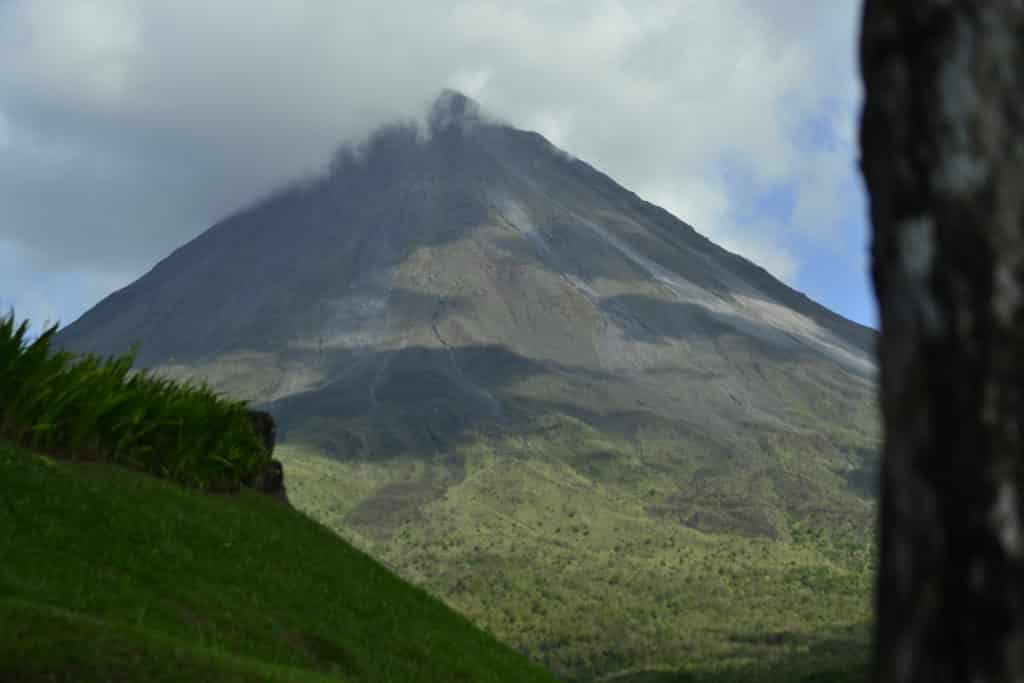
xmin=0 ymin=438 xmax=561 ymax=682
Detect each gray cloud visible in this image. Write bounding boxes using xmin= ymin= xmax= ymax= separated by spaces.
xmin=0 ymin=0 xmax=865 ymax=327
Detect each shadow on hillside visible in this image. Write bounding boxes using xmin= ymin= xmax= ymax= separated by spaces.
xmin=262 ymin=329 xmax=871 ymax=461
xmin=572 ymin=625 xmax=869 ymax=683
xmin=260 ymin=341 xmax=722 ymax=460
xmin=266 ymin=343 xmax=604 ymax=459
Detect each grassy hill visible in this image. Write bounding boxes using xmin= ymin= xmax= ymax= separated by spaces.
xmin=0 ymin=436 xmax=563 ymax=682
xmin=0 ymin=312 xmax=560 ymax=682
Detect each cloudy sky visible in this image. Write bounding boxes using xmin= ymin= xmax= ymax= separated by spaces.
xmin=0 ymin=0 xmax=875 ymax=338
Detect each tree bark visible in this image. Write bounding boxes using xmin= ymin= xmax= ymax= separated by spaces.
xmin=860 ymin=1 xmax=1024 ymax=681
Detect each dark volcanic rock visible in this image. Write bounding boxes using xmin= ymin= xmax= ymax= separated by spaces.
xmin=247 ymin=409 xmax=277 ymax=456
xmin=242 ymin=409 xmax=287 ymax=504
xmin=429 ymin=89 xmax=482 ymax=133
xmin=244 ymin=459 xmax=287 ymax=504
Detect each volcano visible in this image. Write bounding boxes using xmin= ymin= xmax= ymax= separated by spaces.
xmin=55 ymin=90 xmax=879 ymax=676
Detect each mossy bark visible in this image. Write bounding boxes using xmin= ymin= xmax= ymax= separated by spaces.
xmin=860 ymin=1 xmax=1024 ymax=681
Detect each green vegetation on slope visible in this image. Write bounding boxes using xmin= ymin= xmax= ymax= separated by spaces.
xmin=280 ymin=432 xmax=877 ymax=681
xmin=0 ymin=312 xmax=267 ymax=489
xmin=0 ymin=438 xmax=561 ymax=682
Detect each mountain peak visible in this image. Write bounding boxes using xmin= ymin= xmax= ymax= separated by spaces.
xmin=428 ymin=89 xmax=482 ymax=133
xmin=48 ymin=90 xmax=880 ymax=677
xmin=55 ymin=90 xmax=878 ymax=503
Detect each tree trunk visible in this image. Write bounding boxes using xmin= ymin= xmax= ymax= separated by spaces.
xmin=859 ymin=1 xmax=1024 ymax=681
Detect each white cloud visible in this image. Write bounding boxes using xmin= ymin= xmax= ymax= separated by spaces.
xmin=8 ymin=0 xmax=141 ymax=108
xmin=447 ymin=67 xmax=494 ymax=100
xmin=0 ymin=0 xmax=866 ymax=322
xmin=641 ymin=177 xmax=799 ymax=283
xmin=525 ymin=108 xmax=576 ymax=151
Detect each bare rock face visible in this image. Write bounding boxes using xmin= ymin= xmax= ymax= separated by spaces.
xmin=243 ymin=409 xmax=288 ymax=504
xmin=247 ymin=409 xmax=277 ymax=456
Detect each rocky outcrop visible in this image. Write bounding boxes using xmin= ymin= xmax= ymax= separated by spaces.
xmin=242 ymin=409 xmax=289 ymax=505
xmin=247 ymin=409 xmax=277 ymax=456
